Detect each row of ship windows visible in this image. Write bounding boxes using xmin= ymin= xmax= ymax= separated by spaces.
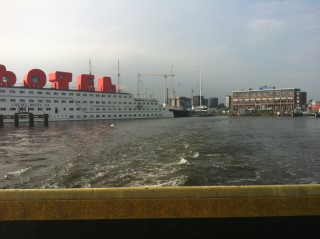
xmin=0 ymin=108 xmax=160 ymax=111
xmin=0 ymin=89 xmax=132 ymax=98
xmin=0 ymin=98 xmax=157 ymax=105
xmin=63 ymin=114 xmax=160 ymax=118
xmin=0 ymin=109 xmax=159 ymax=118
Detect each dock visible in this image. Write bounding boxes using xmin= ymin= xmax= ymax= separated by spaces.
xmin=1 ymin=185 xmax=319 ymax=238
xmin=0 ymin=113 xmax=49 ymax=127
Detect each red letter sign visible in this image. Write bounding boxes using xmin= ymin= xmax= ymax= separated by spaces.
xmin=24 ymin=69 xmax=46 ymax=88
xmin=98 ymin=76 xmax=112 ymax=92
xmin=49 ymin=71 xmax=72 ymax=90
xmin=77 ymin=74 xmax=95 ymax=91
xmin=0 ymin=64 xmax=17 ymax=87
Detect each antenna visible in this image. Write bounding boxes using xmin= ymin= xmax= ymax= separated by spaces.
xmin=88 ymin=58 xmax=92 ymax=75
xmin=117 ymin=60 xmax=121 ymax=93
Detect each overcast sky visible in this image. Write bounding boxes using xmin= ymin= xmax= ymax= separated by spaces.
xmin=1 ymin=0 xmax=320 ymax=103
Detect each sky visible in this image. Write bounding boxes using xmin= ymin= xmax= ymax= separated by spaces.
xmin=1 ymin=0 xmax=320 ymax=103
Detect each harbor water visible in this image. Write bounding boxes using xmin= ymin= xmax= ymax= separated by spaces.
xmin=1 ymin=116 xmax=320 ymax=189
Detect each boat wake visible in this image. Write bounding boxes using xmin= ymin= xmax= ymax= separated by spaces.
xmin=4 ymin=167 xmax=32 ymax=179
xmin=177 ymin=157 xmax=189 ymax=165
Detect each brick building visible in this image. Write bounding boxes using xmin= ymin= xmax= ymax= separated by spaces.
xmin=231 ymin=88 xmax=307 ymax=113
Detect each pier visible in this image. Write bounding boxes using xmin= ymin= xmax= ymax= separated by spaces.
xmin=1 ymin=185 xmax=319 ymax=238
xmin=0 ymin=113 xmax=49 ymax=127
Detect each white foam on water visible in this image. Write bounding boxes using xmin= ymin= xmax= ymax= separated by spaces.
xmin=192 ymin=151 xmax=200 ymax=158
xmin=4 ymin=167 xmax=32 ymax=179
xmin=178 ymin=156 xmax=188 ymax=165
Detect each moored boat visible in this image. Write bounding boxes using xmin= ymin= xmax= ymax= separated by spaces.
xmin=0 ymin=63 xmax=173 ymax=122
xmin=169 ymin=108 xmax=193 ymax=117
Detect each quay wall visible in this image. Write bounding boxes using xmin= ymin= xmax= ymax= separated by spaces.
xmin=1 ymin=185 xmax=320 ymax=238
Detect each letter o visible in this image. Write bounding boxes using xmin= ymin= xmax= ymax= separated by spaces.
xmin=24 ymin=69 xmax=46 ymax=88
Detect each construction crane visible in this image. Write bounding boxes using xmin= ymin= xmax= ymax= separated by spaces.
xmin=137 ymin=72 xmax=175 ymax=104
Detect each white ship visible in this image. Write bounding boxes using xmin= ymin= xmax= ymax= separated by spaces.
xmin=0 ymin=63 xmax=173 ymax=123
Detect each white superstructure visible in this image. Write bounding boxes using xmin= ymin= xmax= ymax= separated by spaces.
xmin=0 ymin=87 xmax=173 ymax=122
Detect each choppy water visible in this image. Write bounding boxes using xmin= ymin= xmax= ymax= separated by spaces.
xmin=1 ymin=116 xmax=320 ymax=189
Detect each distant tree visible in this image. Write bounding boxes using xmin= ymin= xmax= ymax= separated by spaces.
xmin=218 ymin=103 xmax=225 ymax=109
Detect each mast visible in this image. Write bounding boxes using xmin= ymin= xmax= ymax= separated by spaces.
xmin=164 ymin=75 xmax=167 ymax=105
xmin=117 ymin=60 xmax=121 ymax=93
xmin=200 ymin=70 xmax=202 ymax=106
xmin=167 ymin=65 xmax=173 ymax=104
xmin=137 ymin=73 xmax=141 ymax=98
xmin=88 ymin=58 xmax=92 ymax=75
xmin=191 ymin=89 xmax=194 ymax=109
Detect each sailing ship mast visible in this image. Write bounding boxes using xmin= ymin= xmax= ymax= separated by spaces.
xmin=117 ymin=60 xmax=121 ymax=93
xmin=199 ymin=70 xmax=202 ymax=106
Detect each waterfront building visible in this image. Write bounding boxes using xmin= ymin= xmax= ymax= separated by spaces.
xmin=192 ymin=95 xmax=205 ymax=107
xmin=170 ymin=96 xmax=192 ymax=109
xmin=170 ymin=95 xmax=219 ymax=109
xmin=225 ymin=95 xmax=231 ymax=109
xmin=208 ymin=97 xmax=218 ymax=108
xmin=203 ymin=99 xmax=208 ymax=107
xmin=230 ymin=88 xmax=307 ymax=113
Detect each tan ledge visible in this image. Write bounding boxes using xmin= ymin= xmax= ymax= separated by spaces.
xmin=1 ymin=184 xmax=320 ymax=220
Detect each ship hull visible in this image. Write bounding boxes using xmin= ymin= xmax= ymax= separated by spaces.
xmin=170 ymin=108 xmax=216 ymax=118
xmin=0 ymin=86 xmax=173 ymax=122
xmin=169 ymin=109 xmax=192 ymax=117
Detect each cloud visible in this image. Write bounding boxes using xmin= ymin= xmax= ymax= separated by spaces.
xmin=248 ymin=18 xmax=283 ymax=30
xmin=306 ymin=13 xmax=320 ymax=30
